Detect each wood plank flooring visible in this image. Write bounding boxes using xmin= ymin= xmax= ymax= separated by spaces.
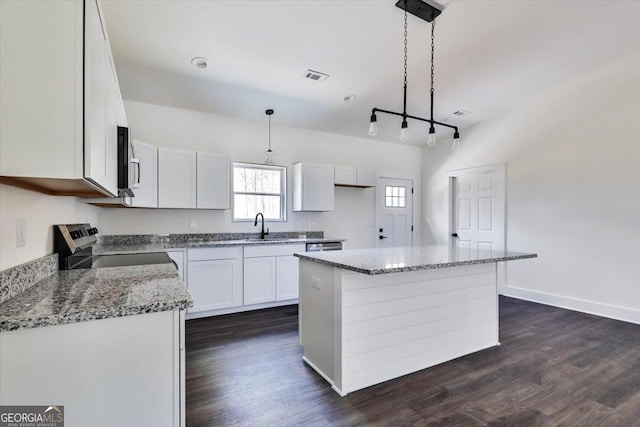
xmin=185 ymin=297 xmax=640 ymax=426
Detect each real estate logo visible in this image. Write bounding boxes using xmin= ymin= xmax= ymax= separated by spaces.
xmin=0 ymin=405 xmax=64 ymax=427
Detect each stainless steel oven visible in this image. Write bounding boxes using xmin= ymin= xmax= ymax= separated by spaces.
xmin=54 ymin=224 xmax=173 ymax=270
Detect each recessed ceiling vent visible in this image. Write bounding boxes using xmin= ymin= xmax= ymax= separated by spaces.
xmin=453 ymin=109 xmax=470 ymax=116
xmin=304 ymin=69 xmax=329 ymax=82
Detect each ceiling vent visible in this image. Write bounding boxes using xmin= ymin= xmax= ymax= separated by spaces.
xmin=453 ymin=109 xmax=470 ymax=116
xmin=304 ymin=69 xmax=329 ymax=82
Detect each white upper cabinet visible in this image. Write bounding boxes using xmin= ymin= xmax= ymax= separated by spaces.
xmin=196 ymin=152 xmax=230 ymax=209
xmin=356 ymin=170 xmax=376 ymax=187
xmin=0 ymin=0 xmax=123 ymax=197
xmin=84 ymin=0 xmax=110 ymax=194
xmin=158 ymin=148 xmax=197 ymax=209
xmin=334 ymin=166 xmax=375 ymax=188
xmin=130 ymin=140 xmax=158 ymax=208
xmin=334 ymin=166 xmax=358 ymax=186
xmin=293 ymin=162 xmax=335 ymax=211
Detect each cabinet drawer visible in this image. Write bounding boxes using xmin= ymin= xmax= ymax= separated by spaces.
xmin=188 ymin=246 xmax=242 ymax=261
xmin=244 ymin=244 xmax=306 ymax=258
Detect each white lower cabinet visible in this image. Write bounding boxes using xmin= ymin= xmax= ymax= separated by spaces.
xmin=185 ymin=244 xmax=304 ymax=317
xmin=187 ymin=247 xmax=243 ymax=313
xmin=243 ymin=244 xmax=305 ymax=306
xmin=243 ymin=257 xmax=276 ymax=305
xmin=0 ymin=310 xmax=184 ymax=427
xmin=275 ymin=255 xmax=300 ymax=301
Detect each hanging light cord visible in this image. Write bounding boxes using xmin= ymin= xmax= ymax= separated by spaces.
xmin=429 ymin=19 xmax=435 ymax=127
xmin=402 ymin=8 xmax=408 ymax=119
xmin=268 ymin=114 xmax=272 ymax=152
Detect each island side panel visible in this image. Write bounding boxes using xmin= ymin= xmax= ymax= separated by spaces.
xmin=299 ymin=259 xmax=340 ymax=388
xmin=340 ymin=263 xmax=499 ymax=394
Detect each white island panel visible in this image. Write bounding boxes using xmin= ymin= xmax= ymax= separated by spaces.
xmin=299 ymin=260 xmax=499 ymax=396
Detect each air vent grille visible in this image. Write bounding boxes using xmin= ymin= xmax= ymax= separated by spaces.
xmin=304 ymin=69 xmax=329 ymax=82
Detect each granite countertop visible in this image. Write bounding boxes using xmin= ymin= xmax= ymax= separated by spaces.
xmin=0 ymin=264 xmax=193 ymax=332
xmin=294 ymin=245 xmax=537 ymax=275
xmin=94 ymin=237 xmax=345 ymax=255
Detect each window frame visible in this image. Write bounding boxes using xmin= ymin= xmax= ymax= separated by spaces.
xmin=384 ymin=185 xmax=407 ymax=208
xmin=232 ymin=162 xmax=287 ymax=222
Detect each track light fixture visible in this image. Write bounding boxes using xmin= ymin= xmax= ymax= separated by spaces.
xmin=369 ymin=0 xmax=460 ymax=149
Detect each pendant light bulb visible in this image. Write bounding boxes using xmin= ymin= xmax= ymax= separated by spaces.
xmin=400 ymin=120 xmax=409 ymax=142
xmin=427 ymin=126 xmax=436 ymax=146
xmin=265 ymin=149 xmax=274 ymax=163
xmin=452 ymin=129 xmax=460 ymax=151
xmin=368 ymin=122 xmax=378 ymax=136
xmin=368 ymin=112 xmax=378 ymax=136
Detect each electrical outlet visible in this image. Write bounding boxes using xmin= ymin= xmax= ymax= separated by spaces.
xmin=16 ymin=218 xmax=26 ymax=248
xmin=189 ymin=219 xmax=197 ymax=229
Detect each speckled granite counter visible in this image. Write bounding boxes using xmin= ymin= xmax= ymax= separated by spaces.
xmin=295 ymin=245 xmax=537 ymax=275
xmin=94 ymin=237 xmax=345 ymax=255
xmin=298 ymin=245 xmax=537 ymax=396
xmin=0 ymin=264 xmax=192 ymax=332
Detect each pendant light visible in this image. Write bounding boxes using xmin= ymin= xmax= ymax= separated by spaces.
xmin=265 ymin=109 xmax=274 ymax=164
xmin=368 ymin=0 xmax=460 ymax=150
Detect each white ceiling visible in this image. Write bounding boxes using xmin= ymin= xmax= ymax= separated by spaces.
xmin=101 ymin=0 xmax=640 ymax=146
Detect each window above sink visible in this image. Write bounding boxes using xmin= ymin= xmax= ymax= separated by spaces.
xmin=232 ymin=162 xmax=287 ymax=222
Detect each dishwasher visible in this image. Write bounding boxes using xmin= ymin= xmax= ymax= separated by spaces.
xmin=305 ymin=241 xmax=343 ymax=252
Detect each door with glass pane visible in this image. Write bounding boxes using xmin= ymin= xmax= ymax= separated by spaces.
xmin=375 ymin=178 xmax=413 ymax=248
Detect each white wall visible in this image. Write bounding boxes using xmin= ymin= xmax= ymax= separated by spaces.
xmin=421 ymin=54 xmax=640 ymax=323
xmin=0 ymin=184 xmax=101 ymax=270
xmin=100 ymin=101 xmax=423 ymax=249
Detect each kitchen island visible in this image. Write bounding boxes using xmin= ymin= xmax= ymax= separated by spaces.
xmin=294 ymin=245 xmax=536 ymax=396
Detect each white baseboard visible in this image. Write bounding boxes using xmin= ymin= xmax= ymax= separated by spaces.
xmin=302 ymin=356 xmax=346 ymax=397
xmin=503 ymin=286 xmax=640 ymax=325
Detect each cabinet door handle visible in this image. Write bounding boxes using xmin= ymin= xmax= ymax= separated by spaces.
xmin=451 ymin=233 xmax=458 ymax=238
xmin=379 ymin=235 xmax=388 ymax=240
xmin=131 ymin=157 xmax=140 ymax=188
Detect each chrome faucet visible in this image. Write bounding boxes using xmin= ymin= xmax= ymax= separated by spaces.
xmin=254 ymin=213 xmax=269 ymax=240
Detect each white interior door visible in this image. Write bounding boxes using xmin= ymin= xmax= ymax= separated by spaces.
xmin=449 ymin=165 xmax=505 ymax=252
xmin=375 ymin=178 xmax=413 ymax=248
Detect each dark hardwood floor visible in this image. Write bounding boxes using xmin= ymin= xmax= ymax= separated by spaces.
xmin=185 ymin=297 xmax=640 ymax=426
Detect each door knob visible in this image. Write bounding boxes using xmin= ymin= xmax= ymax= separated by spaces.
xmin=379 ymin=235 xmax=388 ymax=240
